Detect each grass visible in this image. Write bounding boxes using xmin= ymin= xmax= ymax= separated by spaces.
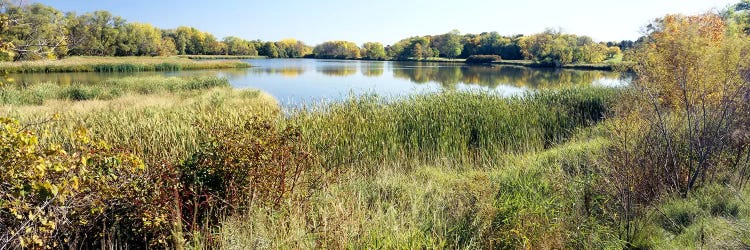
xmin=0 ymin=56 xmax=250 ymax=74
xmin=2 ymin=75 xmax=747 ymax=249
xmin=211 ymin=132 xmax=622 ymax=249
xmin=291 ymin=87 xmax=618 ymax=167
xmin=630 ymin=184 xmax=750 ymax=249
xmin=0 ymin=76 xmax=231 ymax=105
xmin=3 ymin=77 xmax=278 ymax=164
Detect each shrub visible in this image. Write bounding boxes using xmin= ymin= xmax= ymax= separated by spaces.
xmin=179 ymin=116 xmax=324 ymax=232
xmin=465 ymin=55 xmax=501 ymax=64
xmin=0 ymin=117 xmax=171 ymax=248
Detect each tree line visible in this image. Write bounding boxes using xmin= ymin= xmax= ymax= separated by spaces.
xmin=9 ymin=0 xmax=740 ymax=65
xmin=0 ymin=1 xmax=313 ymax=61
xmin=314 ymin=29 xmax=627 ymax=65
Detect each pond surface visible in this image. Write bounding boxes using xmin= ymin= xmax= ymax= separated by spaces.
xmin=7 ymin=59 xmax=629 ymax=105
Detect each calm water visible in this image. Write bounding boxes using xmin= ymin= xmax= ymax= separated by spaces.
xmin=7 ymin=59 xmax=629 ymax=105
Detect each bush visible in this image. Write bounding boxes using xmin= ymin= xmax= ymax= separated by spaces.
xmin=179 ymin=116 xmax=324 ymax=232
xmin=0 ymin=117 xmax=171 ymax=248
xmin=465 ymin=55 xmax=501 ymax=64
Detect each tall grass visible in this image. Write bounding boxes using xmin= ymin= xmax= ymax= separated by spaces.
xmin=211 ymin=132 xmax=627 ymax=249
xmin=3 ymin=87 xmax=278 ymax=165
xmin=291 ymin=87 xmax=618 ymax=167
xmin=0 ymin=56 xmax=250 ymax=74
xmin=0 ymin=76 xmax=230 ymax=105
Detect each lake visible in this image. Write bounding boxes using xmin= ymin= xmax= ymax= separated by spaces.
xmin=7 ymin=59 xmax=629 ymax=106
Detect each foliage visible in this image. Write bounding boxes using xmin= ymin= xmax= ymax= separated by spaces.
xmin=361 ymin=42 xmax=386 ymax=60
xmin=0 ymin=117 xmax=173 ymax=248
xmin=313 ymin=40 xmax=361 ymax=59
xmin=460 ymin=32 xmax=524 ymax=60
xmin=179 ymin=116 xmax=324 ymax=233
xmin=465 ymin=54 xmax=501 ymax=64
xmin=517 ymin=29 xmax=621 ymax=66
xmin=1 ymin=3 xmax=67 ymax=60
xmin=387 ymin=36 xmax=437 ymax=60
xmin=606 ymin=12 xmax=750 ymax=245
xmin=0 ymin=56 xmax=249 ymax=73
xmin=437 ymin=29 xmax=462 ymax=59
xmin=222 ymin=36 xmax=258 ymax=56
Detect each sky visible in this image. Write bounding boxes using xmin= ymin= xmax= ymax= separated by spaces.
xmin=36 ymin=0 xmax=739 ymax=45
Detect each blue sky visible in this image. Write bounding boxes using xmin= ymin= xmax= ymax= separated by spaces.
xmin=38 ymin=0 xmax=738 ymax=45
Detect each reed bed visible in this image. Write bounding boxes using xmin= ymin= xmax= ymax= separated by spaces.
xmin=0 ymin=56 xmax=250 ymax=74
xmin=0 ymin=76 xmax=230 ymax=105
xmin=291 ymin=87 xmax=619 ymax=167
xmin=1 ymin=83 xmax=626 ymax=248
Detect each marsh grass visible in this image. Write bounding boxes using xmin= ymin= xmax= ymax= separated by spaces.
xmin=0 ymin=56 xmax=250 ymax=74
xmin=11 ymin=82 xmax=732 ymax=249
xmin=630 ymin=184 xmax=750 ymax=249
xmin=0 ymin=76 xmax=230 ymax=105
xmin=211 ymin=133 xmax=626 ymax=249
xmin=291 ymin=87 xmax=618 ymax=168
xmin=3 ymin=86 xmax=279 ymax=165
xmin=201 ymin=87 xmax=624 ymax=249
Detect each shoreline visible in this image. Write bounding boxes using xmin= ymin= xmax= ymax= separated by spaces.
xmin=289 ymin=57 xmax=617 ymax=71
xmin=0 ymin=56 xmax=251 ymax=74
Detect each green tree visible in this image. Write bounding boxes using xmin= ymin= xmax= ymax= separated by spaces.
xmin=440 ymin=29 xmax=463 ymax=60
xmin=362 ymin=42 xmax=386 ymax=60
xmin=260 ymin=42 xmax=279 ymax=58
xmin=66 ymin=11 xmax=126 ymax=56
xmin=223 ymin=36 xmax=258 ymax=56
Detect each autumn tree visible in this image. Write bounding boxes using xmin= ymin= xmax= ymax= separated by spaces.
xmin=2 ymin=2 xmax=68 ymax=60
xmin=313 ymin=40 xmax=360 ymax=59
xmin=613 ymin=13 xmax=750 ymax=199
xmin=275 ymin=39 xmax=312 ymax=58
xmin=223 ymin=36 xmax=258 ymax=56
xmin=361 ymin=42 xmax=386 ymax=60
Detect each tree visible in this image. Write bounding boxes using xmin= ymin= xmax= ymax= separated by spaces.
xmin=223 ymin=36 xmax=257 ymax=56
xmin=440 ymin=29 xmax=462 ymax=60
xmin=66 ymin=11 xmax=127 ymax=56
xmin=2 ymin=2 xmax=68 ymax=60
xmin=362 ymin=42 xmax=386 ymax=60
xmin=116 ymin=22 xmax=166 ymax=56
xmin=313 ymin=40 xmax=360 ymax=59
xmin=625 ymin=13 xmax=750 ymax=196
xmin=260 ymin=42 xmax=279 ymax=58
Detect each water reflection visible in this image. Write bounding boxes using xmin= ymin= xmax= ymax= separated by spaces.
xmin=250 ymin=67 xmax=306 ymax=78
xmin=391 ymin=62 xmax=623 ymax=89
xmin=4 ymin=59 xmax=629 ymax=106
xmin=360 ymin=61 xmax=385 ymax=77
xmin=316 ymin=65 xmax=357 ymax=77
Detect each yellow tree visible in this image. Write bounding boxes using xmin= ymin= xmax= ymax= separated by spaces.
xmin=626 ymin=13 xmax=750 ymax=195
